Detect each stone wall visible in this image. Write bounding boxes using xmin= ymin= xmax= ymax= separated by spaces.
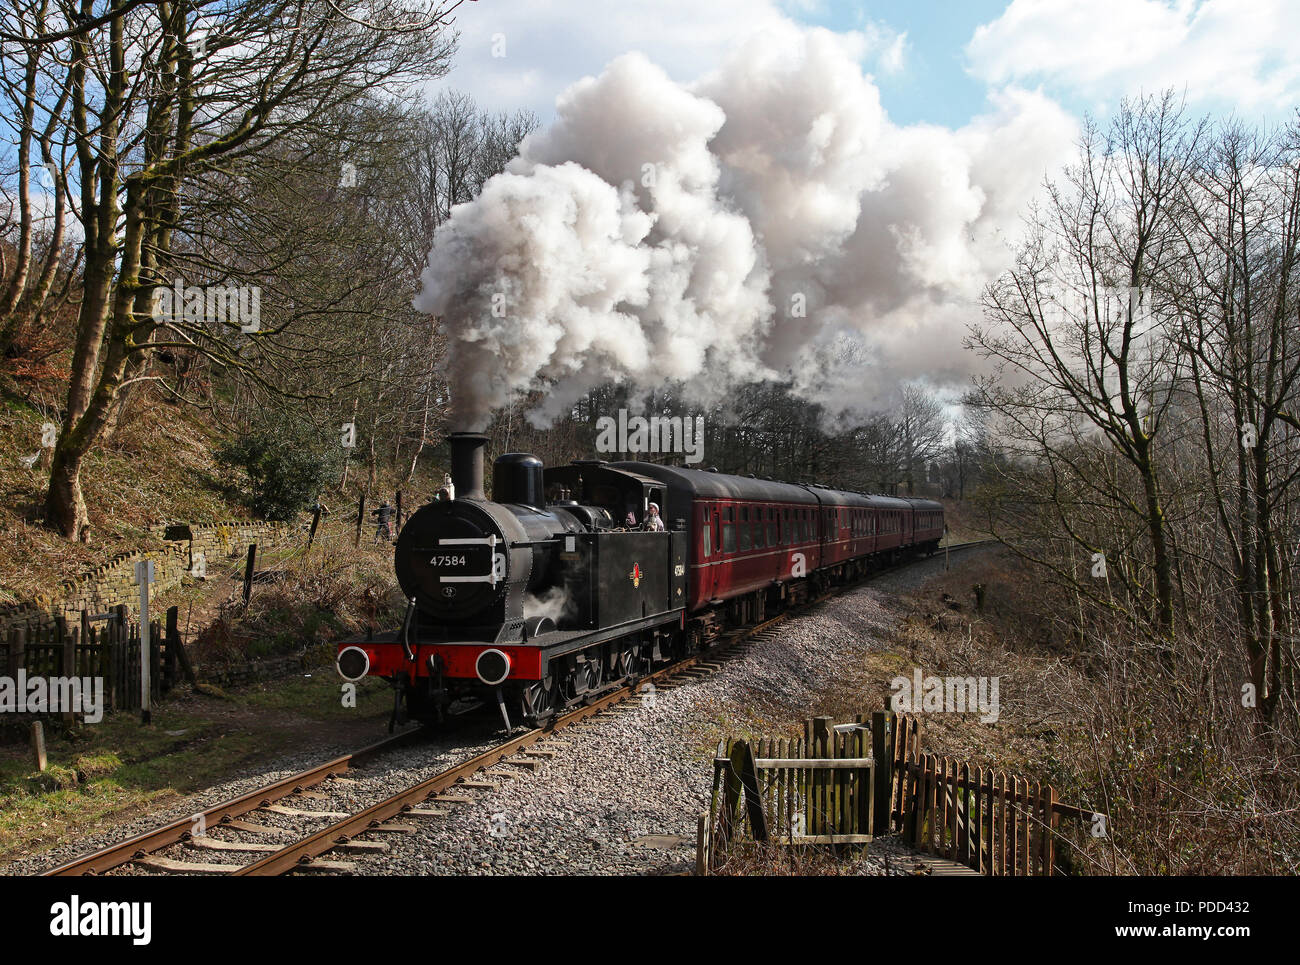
xmin=202 ymin=652 xmax=309 ymax=688
xmin=1 ymin=520 xmax=295 ymax=632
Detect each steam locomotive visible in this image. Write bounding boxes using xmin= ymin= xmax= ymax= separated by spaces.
xmin=336 ymin=432 xmax=944 ymax=729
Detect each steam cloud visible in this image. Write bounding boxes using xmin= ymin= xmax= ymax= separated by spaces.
xmin=414 ymin=23 xmax=1076 ymax=429
xmin=523 ymin=585 xmax=571 ymax=624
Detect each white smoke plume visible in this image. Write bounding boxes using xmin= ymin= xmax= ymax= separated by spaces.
xmin=523 ymin=585 xmax=572 ymax=624
xmin=414 ymin=23 xmax=1076 ymax=429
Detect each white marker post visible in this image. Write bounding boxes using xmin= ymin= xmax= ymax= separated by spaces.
xmin=135 ymin=559 xmax=155 ymax=724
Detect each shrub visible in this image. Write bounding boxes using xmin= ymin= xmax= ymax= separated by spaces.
xmin=217 ymin=428 xmax=334 ymax=521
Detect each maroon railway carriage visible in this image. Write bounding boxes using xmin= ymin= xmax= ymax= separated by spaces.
xmin=337 ymin=435 xmax=944 ymax=729
xmin=610 ymin=463 xmax=943 ymax=635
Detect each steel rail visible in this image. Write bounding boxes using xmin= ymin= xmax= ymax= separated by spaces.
xmin=41 ymin=730 xmax=424 ymax=876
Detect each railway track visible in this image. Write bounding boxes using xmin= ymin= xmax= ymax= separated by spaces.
xmin=42 ymin=539 xmax=995 ymax=877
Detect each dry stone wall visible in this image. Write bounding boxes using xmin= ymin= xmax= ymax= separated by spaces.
xmin=1 ymin=520 xmax=295 ymax=631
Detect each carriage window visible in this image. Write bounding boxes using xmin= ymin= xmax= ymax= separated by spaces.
xmin=702 ymin=517 xmax=712 ymax=558
xmin=752 ymin=513 xmax=764 ymax=549
xmin=722 ymin=521 xmax=736 ymax=553
xmin=739 ymin=513 xmax=752 ymax=551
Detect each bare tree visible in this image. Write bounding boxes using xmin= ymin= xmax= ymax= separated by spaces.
xmin=4 ymin=1 xmax=458 ymax=537
xmin=970 ymin=93 xmax=1203 ymax=635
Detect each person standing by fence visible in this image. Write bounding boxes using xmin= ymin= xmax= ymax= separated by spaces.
xmin=372 ymin=500 xmax=396 ymax=543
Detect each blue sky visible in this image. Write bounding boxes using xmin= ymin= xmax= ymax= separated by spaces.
xmin=438 ymin=0 xmax=1300 ymax=131
xmin=789 ymin=0 xmax=1011 ymax=127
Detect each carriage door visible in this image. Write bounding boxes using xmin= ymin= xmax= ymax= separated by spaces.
xmin=707 ymin=508 xmax=721 ymax=600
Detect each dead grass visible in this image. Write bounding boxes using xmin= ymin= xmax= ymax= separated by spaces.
xmin=181 ymin=522 xmax=403 ymax=670
xmin=0 ymin=387 xmax=242 ymax=605
xmin=706 ymin=840 xmax=883 ymax=876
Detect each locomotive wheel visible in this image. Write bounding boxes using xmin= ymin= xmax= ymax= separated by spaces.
xmin=583 ymin=652 xmax=605 ymax=691
xmin=618 ymin=644 xmax=640 ymax=679
xmin=522 ymin=676 xmax=557 ymax=721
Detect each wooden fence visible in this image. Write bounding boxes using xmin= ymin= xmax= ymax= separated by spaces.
xmin=2 ymin=605 xmax=195 ymax=720
xmin=700 ymin=713 xmax=887 ymax=873
xmin=888 ymin=711 xmax=1063 ymax=876
xmin=700 ymin=709 xmax=1086 ymax=876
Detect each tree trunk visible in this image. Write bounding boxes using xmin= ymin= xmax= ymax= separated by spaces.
xmin=44 ymin=444 xmax=87 ymax=539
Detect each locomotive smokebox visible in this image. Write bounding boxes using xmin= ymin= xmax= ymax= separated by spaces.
xmin=448 ymin=431 xmax=488 ymax=500
xmin=493 ymin=453 xmax=545 ymax=508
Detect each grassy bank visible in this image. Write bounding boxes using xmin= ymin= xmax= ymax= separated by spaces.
xmin=0 ymin=671 xmax=393 ymax=865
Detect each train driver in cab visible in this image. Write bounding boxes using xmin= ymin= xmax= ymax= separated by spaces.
xmin=644 ymin=502 xmax=665 ymax=532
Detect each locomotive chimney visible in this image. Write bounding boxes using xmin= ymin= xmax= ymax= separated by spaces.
xmin=448 ymin=431 xmax=488 ymax=501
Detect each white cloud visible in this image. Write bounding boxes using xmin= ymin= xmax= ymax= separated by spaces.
xmin=967 ymin=0 xmax=1300 ymax=112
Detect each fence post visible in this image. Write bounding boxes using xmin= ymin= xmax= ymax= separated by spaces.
xmin=113 ymin=605 xmax=127 ymax=711
xmin=355 ymin=494 xmax=366 ymax=547
xmin=31 ymin=721 xmax=47 ymax=772
xmin=58 ymin=618 xmax=75 ymax=728
xmin=308 ymin=504 xmax=322 ymax=548
xmin=871 ymin=710 xmax=892 ymax=835
xmin=164 ymin=607 xmax=178 ymax=692
xmin=150 ymin=621 xmax=162 ymax=704
xmin=396 ymin=490 xmax=403 ymax=531
xmin=738 ymin=741 xmax=768 ymax=842
xmin=812 ymin=716 xmax=831 ymax=835
xmin=135 ymin=560 xmax=154 ymax=724
xmin=695 ymin=813 xmax=709 ymax=876
xmin=1044 ymin=785 xmax=1058 ymax=876
xmin=8 ymin=626 xmax=25 ymax=677
xmin=242 ymin=543 xmax=257 ymax=606
xmin=54 ymin=614 xmax=67 ymax=669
